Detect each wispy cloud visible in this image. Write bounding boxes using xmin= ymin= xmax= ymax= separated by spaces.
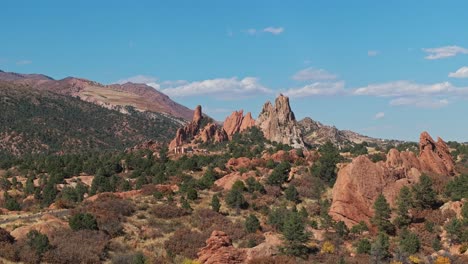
xmin=16 ymin=60 xmax=32 ymax=65
xmin=389 ymin=98 xmax=449 ymax=108
xmin=115 ymin=75 xmax=160 ymax=89
xmin=374 ymin=112 xmax=385 ymax=119
xmin=161 ymin=77 xmax=272 ymax=99
xmin=292 ymin=67 xmax=338 ymax=81
xmin=244 ymin=28 xmax=257 ymax=35
xmin=263 ymin=27 xmax=284 ymax=35
xmin=449 ymin=66 xmax=468 ymax=78
xmin=353 ymin=81 xmax=453 ymax=97
xmin=422 ymin=45 xmax=468 ymax=60
xmin=368 ymin=50 xmax=379 ymax=57
xmin=283 ymin=81 xmax=345 ymax=98
xmin=243 ymin=26 xmax=284 ymax=36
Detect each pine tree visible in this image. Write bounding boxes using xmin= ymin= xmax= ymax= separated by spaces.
xmin=285 ymin=185 xmax=299 ymax=203
xmin=371 ymin=232 xmax=390 ymax=263
xmin=412 ymin=175 xmax=437 ymax=209
xmin=371 ymin=194 xmax=394 ymax=234
xmin=281 ymin=210 xmax=310 ymax=257
xmin=394 ymin=186 xmax=413 ymax=228
xmin=25 ymin=177 xmax=35 ymax=195
xmin=211 ymin=194 xmax=221 ymax=213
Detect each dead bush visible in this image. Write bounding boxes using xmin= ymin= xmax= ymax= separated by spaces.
xmin=164 ymin=228 xmax=208 ymax=259
xmin=150 ymin=204 xmax=190 ymax=219
xmin=43 ymin=230 xmax=109 ymax=264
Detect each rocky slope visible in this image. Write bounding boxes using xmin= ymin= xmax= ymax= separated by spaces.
xmin=0 ymin=70 xmax=193 ymax=121
xmin=298 ymin=117 xmax=392 ymax=147
xmin=329 ymin=131 xmax=456 ymax=227
xmin=256 ymin=94 xmax=305 ymax=148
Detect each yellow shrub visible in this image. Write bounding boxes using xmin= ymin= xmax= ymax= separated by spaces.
xmin=434 ymin=256 xmax=451 ymax=264
xmin=320 ymin=241 xmax=335 ymax=254
xmin=390 ymin=261 xmax=403 ymax=264
xmin=409 ymin=255 xmax=421 ymax=263
xmin=182 ymin=259 xmax=201 ymax=264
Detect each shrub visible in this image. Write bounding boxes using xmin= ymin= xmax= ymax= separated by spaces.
xmin=245 ymin=214 xmax=261 ymax=233
xmin=164 ymin=228 xmax=208 ymax=259
xmin=211 ymin=194 xmax=221 ymax=213
xmin=320 ymin=241 xmax=335 ymax=254
xmin=150 ymin=204 xmax=190 ymax=219
xmin=27 ymin=230 xmax=50 ymax=256
xmin=42 ymin=230 xmax=109 ymax=264
xmin=69 ymin=213 xmax=98 ymax=231
xmin=0 ymin=227 xmax=14 ymax=244
xmin=284 ymin=185 xmax=299 ymax=203
xmin=355 ymin=238 xmax=371 ymax=254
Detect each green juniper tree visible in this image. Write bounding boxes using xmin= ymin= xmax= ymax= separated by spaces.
xmin=394 ymin=186 xmax=413 ymax=228
xmin=371 ymin=194 xmax=394 ymax=234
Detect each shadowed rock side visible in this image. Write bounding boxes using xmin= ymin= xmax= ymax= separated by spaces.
xmin=330 ymin=131 xmax=455 ymax=227
xmin=222 ymin=110 xmax=255 ymax=140
xmin=256 ymin=94 xmax=305 ymax=149
xmin=169 ymin=105 xmax=227 ymax=150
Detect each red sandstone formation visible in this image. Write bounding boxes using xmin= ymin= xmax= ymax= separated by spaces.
xmin=222 ymin=110 xmax=255 ymax=139
xmin=330 ymin=131 xmax=455 ymax=227
xmin=256 ymin=95 xmax=305 ymax=148
xmin=197 ymin=231 xmax=247 ymax=264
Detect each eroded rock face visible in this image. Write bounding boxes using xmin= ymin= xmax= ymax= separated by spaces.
xmin=197 ymin=231 xmax=247 ymax=264
xmin=419 ymin=132 xmax=455 ymax=176
xmin=330 ymin=132 xmax=455 ymax=227
xmin=10 ymin=214 xmax=69 ymax=240
xmin=223 ymin=110 xmax=255 ymax=140
xmin=169 ymin=105 xmax=227 ymax=150
xmin=256 ymin=95 xmax=304 ymax=149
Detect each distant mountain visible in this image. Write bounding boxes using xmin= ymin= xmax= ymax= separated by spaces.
xmin=0 ymin=70 xmax=194 ymax=121
xmin=0 ymin=81 xmax=181 ymax=155
xmin=298 ymin=117 xmax=398 ymax=147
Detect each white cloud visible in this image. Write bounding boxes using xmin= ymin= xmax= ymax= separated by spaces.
xmin=368 ymin=50 xmax=379 ymax=56
xmin=245 ymin=28 xmax=257 ymax=35
xmin=263 ymin=27 xmax=284 ymax=35
xmin=353 ymin=81 xmax=453 ymax=97
xmin=115 ymin=75 xmax=160 ymax=89
xmin=352 ymin=80 xmax=468 ymax=108
xmin=422 ymin=45 xmax=468 ymax=60
xmin=283 ymin=81 xmax=345 ymax=98
xmin=16 ymin=60 xmax=32 ymax=65
xmin=389 ymin=98 xmax=449 ymax=108
xmin=292 ymin=67 xmax=338 ymax=81
xmin=161 ymin=77 xmax=272 ymax=99
xmin=374 ymin=112 xmax=385 ymax=119
xmin=449 ymin=66 xmax=468 ymax=78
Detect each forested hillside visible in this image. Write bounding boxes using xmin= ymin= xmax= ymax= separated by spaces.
xmin=0 ymin=81 xmax=182 ymax=155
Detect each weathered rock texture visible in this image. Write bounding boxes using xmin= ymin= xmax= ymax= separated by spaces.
xmin=197 ymin=230 xmax=282 ymax=263
xmin=197 ymin=231 xmax=247 ymax=264
xmin=256 ymin=94 xmax=305 ymax=148
xmin=330 ymin=132 xmax=455 ymax=227
xmin=222 ymin=110 xmax=255 ymax=140
xmin=169 ymin=105 xmax=227 ymax=150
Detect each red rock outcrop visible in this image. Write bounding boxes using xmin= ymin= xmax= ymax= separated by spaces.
xmin=222 ymin=110 xmax=255 ymax=139
xmin=419 ymin=132 xmax=455 ymax=176
xmin=169 ymin=105 xmax=228 ymax=150
xmin=256 ymin=95 xmax=305 ymax=148
xmin=197 ymin=231 xmax=247 ymax=264
xmin=330 ymin=132 xmax=455 ymax=227
xmin=199 ymin=123 xmax=228 ymax=143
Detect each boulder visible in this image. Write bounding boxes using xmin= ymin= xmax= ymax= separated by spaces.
xmin=197 ymin=231 xmax=247 ymax=264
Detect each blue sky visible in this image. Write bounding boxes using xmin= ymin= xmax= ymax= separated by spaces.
xmin=1 ymin=0 xmax=468 ymax=141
